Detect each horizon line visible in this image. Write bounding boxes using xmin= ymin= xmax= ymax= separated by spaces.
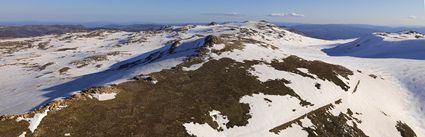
xmin=0 ymin=20 xmax=424 ymax=28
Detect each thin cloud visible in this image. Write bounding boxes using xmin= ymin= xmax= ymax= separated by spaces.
xmin=407 ymin=15 xmax=418 ymax=20
xmin=269 ymin=13 xmax=305 ymax=17
xmin=203 ymin=12 xmax=243 ymax=17
xmin=406 ymin=15 xmax=425 ymax=20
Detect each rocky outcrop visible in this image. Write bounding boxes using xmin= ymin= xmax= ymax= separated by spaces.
xmin=203 ymin=35 xmax=223 ymax=47
xmin=169 ymin=40 xmax=181 ymax=54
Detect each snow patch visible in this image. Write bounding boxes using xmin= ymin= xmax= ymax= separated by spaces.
xmin=249 ymin=63 xmax=287 ymax=82
xmin=211 ymin=44 xmax=225 ymax=50
xmin=209 ymin=110 xmax=229 ymax=130
xmin=183 ymin=93 xmax=316 ymax=137
xmin=300 ymin=117 xmax=314 ymax=128
xmin=18 ymin=132 xmax=26 ymax=137
xmin=183 ymin=123 xmax=225 ymax=137
xmin=210 ymin=43 xmax=289 ymax=63
xmin=182 ymin=62 xmax=205 ymax=71
xmin=16 ymin=109 xmax=49 ymax=133
xmin=91 ymin=93 xmax=117 ymax=101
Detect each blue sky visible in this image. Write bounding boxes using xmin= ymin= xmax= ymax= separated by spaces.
xmin=0 ymin=0 xmax=424 ymax=26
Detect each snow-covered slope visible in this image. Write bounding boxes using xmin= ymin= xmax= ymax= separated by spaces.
xmin=323 ymin=31 xmax=425 ymax=60
xmin=0 ymin=21 xmax=423 ymax=137
xmin=318 ymin=31 xmax=425 ymax=133
xmin=321 ymin=31 xmax=425 ymax=115
xmin=0 ymin=21 xmax=326 ymax=115
xmin=0 ymin=30 xmax=176 ymax=114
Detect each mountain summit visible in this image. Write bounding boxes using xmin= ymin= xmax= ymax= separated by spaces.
xmin=0 ymin=21 xmax=423 ymax=137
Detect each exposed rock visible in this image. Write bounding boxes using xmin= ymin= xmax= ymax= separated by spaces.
xmin=204 ymin=35 xmax=223 ymax=47
xmin=58 ymin=67 xmax=70 ymax=74
xmin=169 ymin=40 xmax=181 ymax=54
xmin=208 ymin=22 xmax=218 ymax=26
xmin=38 ymin=62 xmax=54 ymax=71
xmin=55 ymin=47 xmax=77 ymax=51
xmin=69 ymin=54 xmax=109 ymax=68
xmin=396 ymin=121 xmax=417 ymax=137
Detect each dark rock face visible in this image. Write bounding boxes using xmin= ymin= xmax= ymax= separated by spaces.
xmin=169 ymin=40 xmax=181 ymax=54
xmin=204 ymin=35 xmax=223 ymax=47
xmin=396 ymin=121 xmax=417 ymax=137
xmin=208 ymin=22 xmax=218 ymax=26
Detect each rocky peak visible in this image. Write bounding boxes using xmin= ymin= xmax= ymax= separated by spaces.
xmin=203 ymin=35 xmax=223 ymax=47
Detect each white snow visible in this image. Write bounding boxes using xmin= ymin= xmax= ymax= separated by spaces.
xmin=300 ymin=118 xmax=314 ymax=128
xmin=272 ymin=32 xmax=425 ymax=136
xmin=323 ymin=32 xmax=425 ymax=60
xmin=249 ymin=63 xmax=343 ymax=105
xmin=376 ymin=31 xmax=424 ymax=41
xmin=0 ymin=30 xmax=203 ymax=115
xmin=211 ymin=44 xmax=225 ymax=50
xmin=276 ymin=124 xmax=309 ymax=137
xmin=326 ymin=73 xmax=413 ymax=137
xmin=91 ymin=93 xmax=117 ymax=101
xmin=0 ymin=31 xmax=167 ymax=114
xmin=248 ymin=63 xmax=287 ymax=82
xmin=184 ymin=122 xmax=226 ymax=137
xmin=16 ymin=109 xmax=49 ymax=133
xmin=184 ymin=93 xmax=307 ymax=137
xmin=209 ymin=110 xmax=229 ymax=131
xmin=210 ymin=43 xmax=289 ymax=63
xmin=182 ymin=62 xmax=205 ymax=71
xmin=182 ymin=22 xmax=425 ymax=136
xmin=1 ymin=21 xmax=424 ymax=136
xmin=18 ymin=132 xmax=26 ymax=137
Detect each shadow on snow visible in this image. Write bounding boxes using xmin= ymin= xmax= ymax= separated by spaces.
xmin=34 ymin=38 xmax=205 ymax=111
xmin=322 ymin=37 xmax=425 ymax=60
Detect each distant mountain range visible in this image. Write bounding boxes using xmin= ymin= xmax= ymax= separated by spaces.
xmin=0 ymin=25 xmax=88 ymax=39
xmin=0 ymin=23 xmax=198 ymax=39
xmin=280 ymin=23 xmax=425 ymax=40
xmin=1 ymin=22 xmax=424 ymax=40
